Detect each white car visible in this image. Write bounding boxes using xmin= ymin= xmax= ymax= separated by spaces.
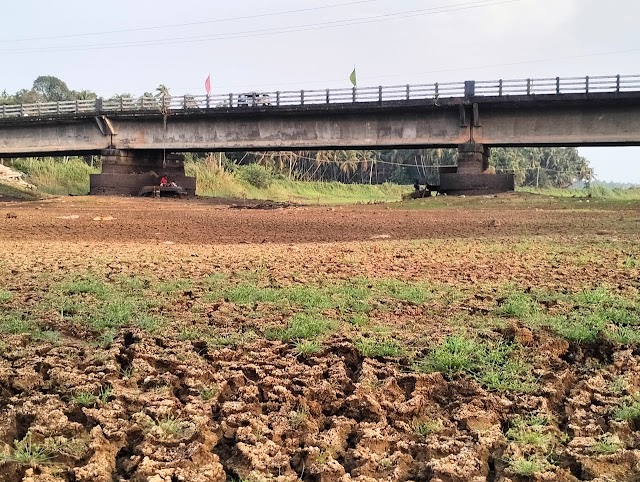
xmin=237 ymin=92 xmax=271 ymax=107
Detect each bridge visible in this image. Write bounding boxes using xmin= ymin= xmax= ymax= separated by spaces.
xmin=1 ymin=74 xmax=639 ymax=195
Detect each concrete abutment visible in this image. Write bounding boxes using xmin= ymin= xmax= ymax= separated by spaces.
xmin=438 ymin=143 xmax=514 ymax=195
xmin=89 ymin=149 xmax=196 ymax=196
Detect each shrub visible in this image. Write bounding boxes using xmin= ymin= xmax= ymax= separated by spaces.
xmin=238 ymin=164 xmax=274 ymax=189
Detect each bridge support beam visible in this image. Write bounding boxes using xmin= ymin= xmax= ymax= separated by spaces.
xmin=438 ymin=143 xmax=514 ymax=195
xmin=89 ymin=149 xmax=196 ymax=196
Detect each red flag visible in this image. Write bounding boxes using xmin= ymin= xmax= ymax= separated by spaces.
xmin=205 ymin=74 xmax=211 ymax=96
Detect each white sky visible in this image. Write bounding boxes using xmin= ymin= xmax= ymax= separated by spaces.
xmin=1 ymin=0 xmax=639 ymax=182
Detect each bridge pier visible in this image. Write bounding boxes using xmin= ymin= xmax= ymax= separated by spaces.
xmin=438 ymin=143 xmax=514 ymax=195
xmin=89 ymin=149 xmax=196 ymax=196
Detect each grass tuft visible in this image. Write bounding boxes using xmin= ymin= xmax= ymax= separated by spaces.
xmin=0 ymin=433 xmax=52 ymax=467
xmin=355 ymin=337 xmax=403 ymax=357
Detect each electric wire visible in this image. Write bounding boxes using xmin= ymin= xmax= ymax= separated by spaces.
xmin=0 ymin=0 xmax=524 ymax=54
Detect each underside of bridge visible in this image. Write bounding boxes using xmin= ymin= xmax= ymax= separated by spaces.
xmin=87 ymin=143 xmax=514 ymax=197
xmin=89 ymin=149 xmax=196 ymax=196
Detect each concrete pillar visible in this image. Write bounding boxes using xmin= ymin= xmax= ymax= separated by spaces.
xmin=437 ymin=142 xmax=514 ymax=195
xmin=90 ymin=149 xmax=196 ymax=196
xmin=456 ymin=143 xmax=490 ymax=174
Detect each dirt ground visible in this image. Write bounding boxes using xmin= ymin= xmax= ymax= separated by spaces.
xmin=0 ymin=194 xmax=639 ymax=482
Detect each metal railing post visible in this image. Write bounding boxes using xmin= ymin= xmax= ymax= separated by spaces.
xmin=352 ymin=87 xmax=356 ymax=103
xmin=120 ymin=96 xmax=124 ymax=112
xmin=556 ymin=77 xmax=560 ymax=94
xmin=585 ymin=76 xmax=590 ymax=94
xmin=277 ymin=91 xmax=281 ymax=106
xmin=406 ymin=84 xmax=410 ymax=100
xmin=57 ymin=102 xmax=60 ymax=115
xmin=96 ymin=98 xmax=103 ymax=113
xmin=206 ymin=95 xmax=210 ymax=109
xmin=378 ymin=86 xmax=382 ymax=103
xmin=526 ymin=78 xmax=531 ymax=95
xmin=300 ymin=90 xmax=304 ymax=105
xmin=434 ymin=82 xmax=439 ymax=98
xmin=616 ymin=74 xmax=621 ymax=93
xmin=183 ymin=95 xmax=187 ymax=109
xmin=498 ymin=79 xmax=503 ymax=96
xmin=326 ymin=89 xmax=330 ymax=104
xmin=229 ymin=93 xmax=233 ymax=107
xmin=464 ymin=80 xmax=475 ymax=98
xmin=75 ymin=100 xmax=79 ymax=114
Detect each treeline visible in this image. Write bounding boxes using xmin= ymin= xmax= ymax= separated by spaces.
xmin=218 ymin=147 xmax=592 ymax=188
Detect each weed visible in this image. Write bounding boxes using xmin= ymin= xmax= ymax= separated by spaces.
xmin=347 ymin=313 xmax=370 ymax=327
xmin=155 ymin=279 xmax=192 ymax=293
xmin=623 ymin=256 xmax=639 ymax=269
xmin=200 ymin=386 xmax=219 ymax=401
xmin=612 ymin=394 xmax=640 ymax=422
xmin=0 ymin=290 xmax=11 ymax=303
xmin=574 ymin=287 xmax=613 ymax=306
xmin=294 ymin=340 xmax=322 ymax=355
xmin=72 ymin=391 xmax=97 ymax=407
xmin=608 ymin=376 xmax=627 ymax=395
xmin=91 ymin=300 xmax=135 ymax=330
xmin=0 ymin=433 xmax=52 ymax=466
xmin=61 ymin=278 xmax=110 ymax=299
xmin=155 ymin=415 xmax=185 ymax=438
xmin=355 ymin=337 xmax=403 ymax=357
xmin=0 ymin=314 xmax=37 ymax=336
xmin=289 ymin=406 xmax=309 ymax=428
xmin=412 ymin=418 xmax=444 ymax=436
xmin=95 ymin=330 xmax=116 ymax=348
xmin=506 ymin=415 xmax=552 ymax=451
xmin=375 ymin=279 xmax=432 ymax=304
xmin=136 ymin=315 xmax=165 ymax=333
xmin=98 ymin=385 xmax=113 ymax=404
xmin=605 ymin=325 xmax=640 ymax=345
xmin=416 ymin=335 xmax=478 ymax=375
xmin=497 ymin=292 xmax=538 ymax=318
xmin=268 ymin=314 xmax=337 ymax=341
xmin=591 ymin=435 xmax=622 ymax=455
xmin=508 ymin=456 xmax=550 ymax=476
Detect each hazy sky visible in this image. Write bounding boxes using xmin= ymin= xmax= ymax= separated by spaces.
xmin=1 ymin=0 xmax=639 ymax=182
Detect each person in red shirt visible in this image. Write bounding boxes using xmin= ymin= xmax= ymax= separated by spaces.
xmin=160 ymin=176 xmax=168 ymax=186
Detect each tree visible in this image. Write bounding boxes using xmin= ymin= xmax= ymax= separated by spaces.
xmin=32 ymin=76 xmax=73 ymax=102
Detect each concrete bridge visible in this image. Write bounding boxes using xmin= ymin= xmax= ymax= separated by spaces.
xmin=1 ymin=74 xmax=639 ymax=195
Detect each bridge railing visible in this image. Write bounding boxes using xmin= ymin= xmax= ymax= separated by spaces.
xmin=1 ymin=74 xmax=640 ymax=119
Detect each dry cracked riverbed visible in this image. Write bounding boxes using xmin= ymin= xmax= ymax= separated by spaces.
xmin=0 ymin=194 xmax=639 ymax=481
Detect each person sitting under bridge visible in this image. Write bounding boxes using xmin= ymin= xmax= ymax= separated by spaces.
xmin=160 ymin=175 xmax=169 ymax=187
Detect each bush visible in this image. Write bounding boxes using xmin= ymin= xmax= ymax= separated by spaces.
xmin=238 ymin=164 xmax=274 ymax=189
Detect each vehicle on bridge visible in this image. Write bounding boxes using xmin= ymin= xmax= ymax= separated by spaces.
xmin=237 ymin=92 xmax=271 ymax=107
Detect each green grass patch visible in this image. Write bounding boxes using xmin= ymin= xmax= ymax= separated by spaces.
xmin=497 ymin=292 xmax=539 ymax=318
xmin=155 ymin=279 xmax=193 ymax=293
xmin=0 ymin=433 xmax=52 ymax=467
xmin=612 ymin=394 xmax=640 ymax=422
xmin=415 ymin=335 xmax=538 ymax=393
xmin=0 ymin=290 xmax=12 ymax=303
xmin=508 ymin=456 xmax=550 ymax=477
xmin=60 ymin=277 xmax=111 ymax=299
xmin=294 ymin=339 xmax=323 ymax=355
xmin=506 ymin=415 xmax=553 ymax=451
xmin=374 ymin=279 xmax=434 ymax=304
xmin=266 ymin=314 xmax=337 ymax=341
xmin=591 ymin=435 xmax=622 ymax=455
xmin=355 ymin=337 xmax=403 ymax=357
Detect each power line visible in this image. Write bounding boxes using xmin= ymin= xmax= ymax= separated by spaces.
xmin=0 ymin=0 xmax=384 ymax=44
xmin=1 ymin=0 xmax=525 ymax=54
xmin=160 ymin=48 xmax=640 ymax=94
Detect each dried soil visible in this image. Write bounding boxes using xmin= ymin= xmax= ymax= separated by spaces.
xmin=0 ymin=195 xmax=639 ymax=482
